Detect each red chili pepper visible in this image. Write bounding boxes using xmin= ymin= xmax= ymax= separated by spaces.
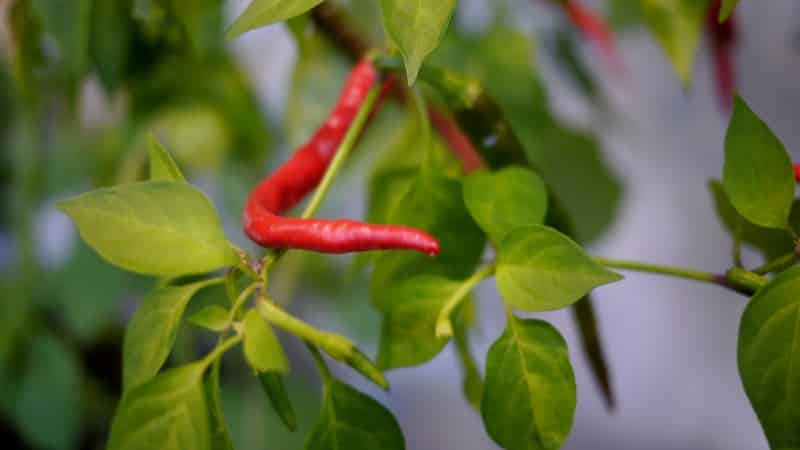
xmin=794 ymin=163 xmax=800 ymax=183
xmin=559 ymin=0 xmax=624 ymax=75
xmin=243 ymin=60 xmax=441 ymax=256
xmin=707 ymin=0 xmax=738 ymax=111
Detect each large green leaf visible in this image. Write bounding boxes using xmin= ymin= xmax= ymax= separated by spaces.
xmin=481 ymin=316 xmax=576 ymax=450
xmin=640 ymin=0 xmax=711 ymax=85
xmin=496 ymin=225 xmax=622 ymax=311
xmin=108 ymin=362 xmax=211 ymax=450
xmin=304 ymin=378 xmax=405 ymax=450
xmin=123 ymin=278 xmax=221 ymax=392
xmin=243 ymin=309 xmax=289 ymax=374
xmin=58 ymin=181 xmax=238 ymax=276
xmin=31 ymin=0 xmax=91 ymax=77
xmin=463 ymin=166 xmax=548 ymax=245
xmin=226 ymin=0 xmax=324 ymax=39
xmin=723 ymin=97 xmax=795 ymax=230
xmin=719 ymin=0 xmax=740 ymax=22
xmin=15 ymin=335 xmax=81 ymax=450
xmin=738 ymin=267 xmax=800 ymax=449
xmin=380 ymin=0 xmax=457 ymax=83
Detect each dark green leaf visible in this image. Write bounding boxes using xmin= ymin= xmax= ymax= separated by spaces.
xmin=89 ymin=0 xmax=132 ymax=92
xmin=304 ymin=378 xmax=405 ymax=450
xmin=57 ymin=181 xmax=238 ymax=276
xmin=259 ymin=373 xmax=297 ymax=431
xmin=738 ymin=267 xmax=800 ymax=449
xmin=243 ymin=309 xmax=289 ymax=374
xmin=226 ymin=0 xmax=324 ymax=40
xmin=123 ymin=278 xmax=221 ymax=392
xmin=380 ymin=0 xmax=456 ymax=83
xmin=463 ymin=166 xmax=548 ymax=244
xmin=189 ymin=305 xmax=230 ymax=332
xmin=496 ymin=225 xmax=622 ymax=311
xmin=723 ymin=97 xmax=795 ymax=230
xmin=572 ymin=297 xmax=615 ymax=411
xmin=109 ymin=362 xmax=211 ymax=450
xmin=148 ymin=134 xmax=186 ymax=182
xmin=482 ymin=316 xmax=576 ymax=450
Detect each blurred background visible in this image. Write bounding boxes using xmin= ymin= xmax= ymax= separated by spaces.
xmin=1 ymin=0 xmax=800 ymax=449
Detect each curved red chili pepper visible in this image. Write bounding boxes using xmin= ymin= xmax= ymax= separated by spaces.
xmin=707 ymin=0 xmax=738 ymax=111
xmin=243 ymin=60 xmax=440 ymax=256
xmin=560 ymin=0 xmax=625 ymax=75
xmin=794 ymin=163 xmax=800 ymax=183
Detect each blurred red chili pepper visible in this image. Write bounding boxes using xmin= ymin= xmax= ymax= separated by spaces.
xmin=794 ymin=163 xmax=800 ymax=183
xmin=559 ymin=0 xmax=624 ymax=74
xmin=707 ymin=0 xmax=738 ymax=111
xmin=243 ymin=60 xmax=440 ymax=256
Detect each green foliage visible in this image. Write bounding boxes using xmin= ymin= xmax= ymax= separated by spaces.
xmin=148 ymin=134 xmax=187 ymax=182
xmin=719 ymin=0 xmax=741 ymax=22
xmin=259 ymin=373 xmax=298 ymax=431
xmin=31 ymin=0 xmax=91 ymax=78
xmin=482 ymin=316 xmax=576 ymax=450
xmin=723 ymin=97 xmax=795 ymax=231
xmin=243 ymin=309 xmax=289 ymax=374
xmin=226 ymin=0 xmax=324 ymax=39
xmin=496 ymin=225 xmax=622 ymax=311
xmin=189 ymin=305 xmax=231 ymax=332
xmin=58 ymin=181 xmax=238 ymax=276
xmin=206 ymin=358 xmax=236 ymax=450
xmin=305 ymin=378 xmax=405 ymax=450
xmin=738 ymin=267 xmax=800 ymax=449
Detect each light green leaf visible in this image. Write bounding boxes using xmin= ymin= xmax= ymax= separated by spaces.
xmin=32 ymin=0 xmax=91 ymax=76
xmin=15 ymin=335 xmax=81 ymax=450
xmin=304 ymin=378 xmax=405 ymax=450
xmin=641 ymin=0 xmax=710 ymax=85
xmin=719 ymin=0 xmax=740 ymax=22
xmin=226 ymin=0 xmax=324 ymax=40
xmin=463 ymin=167 xmax=548 ymax=244
xmin=108 ymin=362 xmax=211 ymax=450
xmin=496 ymin=225 xmax=622 ymax=311
xmin=148 ymin=134 xmax=186 ymax=182
xmin=738 ymin=267 xmax=800 ymax=449
xmin=380 ymin=0 xmax=457 ymax=83
xmin=123 ymin=278 xmax=221 ymax=392
xmin=482 ymin=316 xmax=576 ymax=450
xmin=188 ymin=305 xmax=230 ymax=332
xmin=243 ymin=309 xmax=289 ymax=374
xmin=723 ymin=97 xmax=795 ymax=230
xmin=258 ymin=373 xmax=297 ymax=431
xmin=57 ymin=181 xmax=238 ymax=277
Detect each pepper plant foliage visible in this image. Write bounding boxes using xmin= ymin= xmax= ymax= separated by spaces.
xmin=8 ymin=0 xmax=797 ymax=449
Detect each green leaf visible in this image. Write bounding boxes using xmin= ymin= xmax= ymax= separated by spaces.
xmin=148 ymin=134 xmax=186 ymax=182
xmin=89 ymin=0 xmax=132 ymax=92
xmin=304 ymin=378 xmax=405 ymax=450
xmin=481 ymin=316 xmax=576 ymax=450
xmin=243 ymin=309 xmax=289 ymax=374
xmin=31 ymin=0 xmax=91 ymax=77
xmin=719 ymin=0 xmax=740 ymax=22
xmin=226 ymin=0 xmax=324 ymax=40
xmin=206 ymin=358 xmax=235 ymax=450
xmin=57 ymin=181 xmax=238 ymax=277
xmin=640 ymin=0 xmax=710 ymax=85
xmin=723 ymin=97 xmax=795 ymax=230
xmin=496 ymin=225 xmax=622 ymax=311
xmin=376 ymin=275 xmax=461 ymax=369
xmin=463 ymin=167 xmax=548 ymax=244
xmin=738 ymin=267 xmax=800 ymax=449
xmin=571 ymin=297 xmax=615 ymax=411
xmin=189 ymin=305 xmax=230 ymax=332
xmin=380 ymin=0 xmax=457 ymax=83
xmin=123 ymin=278 xmax=221 ymax=392
xmin=259 ymin=373 xmax=297 ymax=431
xmin=108 ymin=362 xmax=211 ymax=450
xmin=15 ymin=335 xmax=81 ymax=450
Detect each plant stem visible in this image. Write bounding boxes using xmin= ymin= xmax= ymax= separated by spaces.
xmin=203 ymin=335 xmax=243 ymax=367
xmin=751 ymin=251 xmax=799 ymax=275
xmin=306 ymin=342 xmax=333 ymax=383
xmin=436 ymin=264 xmax=497 ymax=339
xmin=228 ymin=282 xmax=263 ymax=323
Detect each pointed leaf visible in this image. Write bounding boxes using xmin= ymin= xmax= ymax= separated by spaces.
xmin=149 ymin=134 xmax=186 ymax=182
xmin=243 ymin=309 xmax=289 ymax=374
xmin=259 ymin=373 xmax=297 ymax=431
xmin=481 ymin=316 xmax=576 ymax=450
xmin=723 ymin=97 xmax=795 ymax=230
xmin=57 ymin=181 xmax=238 ymax=276
xmin=496 ymin=225 xmax=622 ymax=311
xmin=226 ymin=0 xmax=324 ymax=40
xmin=571 ymin=297 xmax=615 ymax=411
xmin=189 ymin=305 xmax=230 ymax=332
xmin=641 ymin=0 xmax=710 ymax=85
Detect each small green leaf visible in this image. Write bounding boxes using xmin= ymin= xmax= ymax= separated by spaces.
xmin=206 ymin=359 xmax=235 ymax=450
xmin=226 ymin=0 xmax=324 ymax=40
xmin=108 ymin=362 xmax=211 ymax=450
xmin=304 ymin=378 xmax=405 ymax=450
xmin=259 ymin=373 xmax=297 ymax=431
xmin=148 ymin=134 xmax=186 ymax=182
xmin=719 ymin=0 xmax=740 ymax=22
xmin=123 ymin=278 xmax=221 ymax=392
xmin=641 ymin=0 xmax=710 ymax=85
xmin=496 ymin=225 xmax=622 ymax=311
xmin=723 ymin=97 xmax=795 ymax=230
xmin=57 ymin=181 xmax=238 ymax=277
xmin=737 ymin=267 xmax=800 ymax=449
xmin=244 ymin=309 xmax=289 ymax=374
xmin=189 ymin=305 xmax=230 ymax=332
xmin=463 ymin=166 xmax=548 ymax=244
xmin=15 ymin=335 xmax=81 ymax=450
xmin=380 ymin=0 xmax=457 ymax=84
xmin=481 ymin=316 xmax=576 ymax=450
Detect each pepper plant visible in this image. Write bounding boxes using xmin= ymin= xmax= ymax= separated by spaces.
xmin=3 ymin=0 xmax=799 ymax=449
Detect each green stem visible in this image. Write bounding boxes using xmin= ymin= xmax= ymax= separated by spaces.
xmin=594 ymin=258 xmax=719 ymax=283
xmin=410 ymin=86 xmax=434 ymax=171
xmin=435 ymin=264 xmax=497 ymax=339
xmin=751 ymin=251 xmax=799 ymax=275
xmin=306 ymin=343 xmax=332 ymax=383
xmin=203 ymin=335 xmax=243 ymax=367
xmin=228 ymin=282 xmax=263 ymax=323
